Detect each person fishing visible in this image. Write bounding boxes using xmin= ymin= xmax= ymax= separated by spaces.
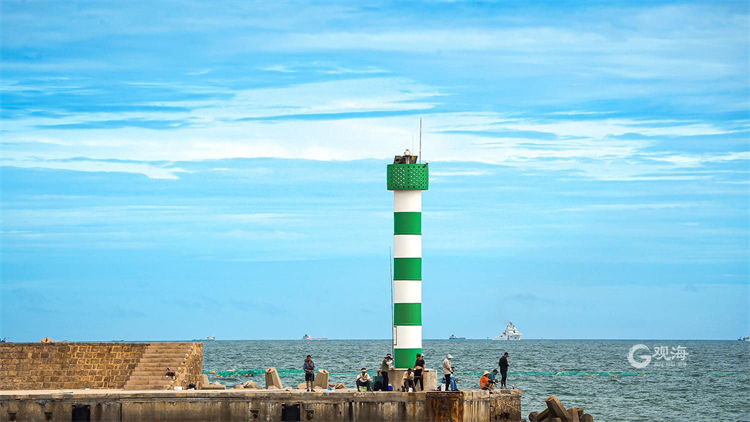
xmin=380 ymin=353 xmax=393 ymax=391
xmin=479 ymin=370 xmax=496 ymax=390
xmin=356 ymin=368 xmax=372 ymax=391
xmin=442 ymin=354 xmax=453 ymax=391
xmin=413 ymin=353 xmax=425 ymax=391
xmin=489 ymin=369 xmax=499 ymax=386
xmin=402 ymin=368 xmax=416 ymax=392
xmin=303 ymin=355 xmax=315 ymax=391
xmin=498 ymin=352 xmax=509 ymax=389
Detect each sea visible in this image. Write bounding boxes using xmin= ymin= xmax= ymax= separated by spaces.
xmin=202 ymin=339 xmax=750 ymax=422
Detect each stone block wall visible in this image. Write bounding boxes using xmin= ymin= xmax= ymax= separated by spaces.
xmin=173 ymin=343 xmax=203 ymax=389
xmin=0 ymin=343 xmax=148 ymax=390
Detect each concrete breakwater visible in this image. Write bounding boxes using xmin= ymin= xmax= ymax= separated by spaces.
xmin=0 ymin=342 xmax=522 ymax=421
xmin=0 ymin=389 xmax=522 ymax=422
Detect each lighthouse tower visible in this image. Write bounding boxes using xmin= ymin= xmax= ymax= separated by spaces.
xmin=387 ymin=150 xmax=429 ymax=369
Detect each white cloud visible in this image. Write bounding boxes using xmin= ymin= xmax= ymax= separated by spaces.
xmin=0 ymin=159 xmax=185 ymax=179
xmin=557 ymin=202 xmax=704 ymax=213
xmin=3 ymin=102 xmax=747 ymax=181
xmin=646 ymin=151 xmax=750 ymax=168
xmin=261 ymin=65 xmax=296 ymax=73
xmin=431 ymin=170 xmax=491 ymax=177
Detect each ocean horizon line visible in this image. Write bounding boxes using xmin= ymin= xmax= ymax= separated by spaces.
xmin=3 ymin=338 xmax=743 ymax=342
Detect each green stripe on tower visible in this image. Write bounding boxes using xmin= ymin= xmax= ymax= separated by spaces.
xmin=394 ymin=348 xmax=422 ymax=368
xmin=394 ymin=212 xmax=421 ymax=235
xmin=393 ymin=303 xmax=422 ymax=325
xmin=393 ymin=258 xmax=421 ymax=280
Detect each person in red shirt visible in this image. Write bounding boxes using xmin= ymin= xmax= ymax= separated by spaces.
xmin=479 ymin=370 xmax=496 ymax=390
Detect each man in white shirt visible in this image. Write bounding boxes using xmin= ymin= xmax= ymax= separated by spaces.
xmin=356 ymin=368 xmax=372 ymax=391
xmin=402 ymin=368 xmax=416 ymax=391
xmin=442 ymin=354 xmax=453 ymax=391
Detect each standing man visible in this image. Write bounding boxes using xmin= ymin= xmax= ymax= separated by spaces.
xmin=303 ymin=355 xmax=315 ymax=392
xmin=498 ymin=352 xmax=509 ymax=389
xmin=442 ymin=354 xmax=453 ymax=391
xmin=380 ymin=353 xmax=393 ymax=391
xmin=413 ymin=353 xmax=426 ymax=391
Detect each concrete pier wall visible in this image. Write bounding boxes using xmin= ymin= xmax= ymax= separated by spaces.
xmin=0 ymin=343 xmax=147 ymax=390
xmin=387 ymin=368 xmax=438 ymax=391
xmin=0 ymin=343 xmax=202 ymax=391
xmin=0 ymin=389 xmax=522 ymax=422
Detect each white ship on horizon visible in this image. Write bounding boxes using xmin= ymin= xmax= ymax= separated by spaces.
xmin=302 ymin=334 xmax=328 ymax=341
xmin=192 ymin=335 xmax=215 ymax=341
xmin=493 ymin=321 xmax=523 ymax=341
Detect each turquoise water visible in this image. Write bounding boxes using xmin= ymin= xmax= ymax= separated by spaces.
xmin=202 ymin=340 xmax=750 ymax=422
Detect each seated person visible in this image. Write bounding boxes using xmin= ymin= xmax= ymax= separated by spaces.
xmin=450 ymin=366 xmax=459 ymax=391
xmin=165 ymin=367 xmax=176 ymax=378
xmin=402 ymin=368 xmax=416 ymax=391
xmin=489 ymin=369 xmax=499 ymax=386
xmin=356 ymin=368 xmax=372 ymax=391
xmin=479 ymin=370 xmax=496 ymax=390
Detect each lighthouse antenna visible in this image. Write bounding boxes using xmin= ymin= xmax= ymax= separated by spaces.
xmin=389 ymin=246 xmax=394 ymax=357
xmin=419 ymin=118 xmax=422 ymax=163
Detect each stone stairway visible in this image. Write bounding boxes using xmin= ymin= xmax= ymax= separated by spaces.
xmin=123 ymin=343 xmax=194 ymax=390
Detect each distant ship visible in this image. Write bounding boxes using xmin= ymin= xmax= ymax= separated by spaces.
xmin=493 ymin=321 xmax=523 ymax=341
xmin=302 ymin=334 xmax=328 ymax=341
xmin=192 ymin=335 xmax=216 ymax=341
xmin=449 ymin=334 xmax=466 ymax=340
xmin=739 ymin=335 xmax=749 ymax=342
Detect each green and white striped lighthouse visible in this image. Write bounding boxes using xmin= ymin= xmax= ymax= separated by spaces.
xmin=387 ymin=150 xmax=429 ymax=369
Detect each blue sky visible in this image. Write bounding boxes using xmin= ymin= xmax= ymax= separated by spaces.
xmin=1 ymin=0 xmax=748 ymax=341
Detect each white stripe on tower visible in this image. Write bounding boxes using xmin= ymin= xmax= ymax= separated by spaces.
xmin=393 ymin=235 xmax=422 ymax=258
xmin=394 ymin=326 xmax=422 ymax=349
xmin=394 ymin=190 xmax=421 ymax=212
xmin=393 ymin=280 xmax=422 ymax=303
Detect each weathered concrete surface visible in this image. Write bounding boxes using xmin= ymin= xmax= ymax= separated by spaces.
xmin=265 ymin=367 xmax=283 ymax=389
xmin=123 ymin=343 xmax=203 ymax=390
xmin=0 ymin=343 xmax=202 ymax=391
xmin=387 ymin=368 xmax=438 ymax=391
xmin=0 ymin=388 xmax=522 ymax=421
xmin=0 ymin=343 xmax=147 ymax=390
xmin=546 ymin=395 xmax=571 ymax=422
xmin=313 ymin=369 xmax=330 ymax=389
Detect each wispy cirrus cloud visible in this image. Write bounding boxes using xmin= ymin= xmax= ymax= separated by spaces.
xmin=0 ymin=157 xmax=186 ymax=179
xmin=3 ymin=106 xmax=748 ymax=181
xmin=555 ymin=202 xmax=705 ymax=213
xmin=260 ymin=63 xmax=388 ymax=76
xmin=1 ymin=1 xmax=747 ymax=185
